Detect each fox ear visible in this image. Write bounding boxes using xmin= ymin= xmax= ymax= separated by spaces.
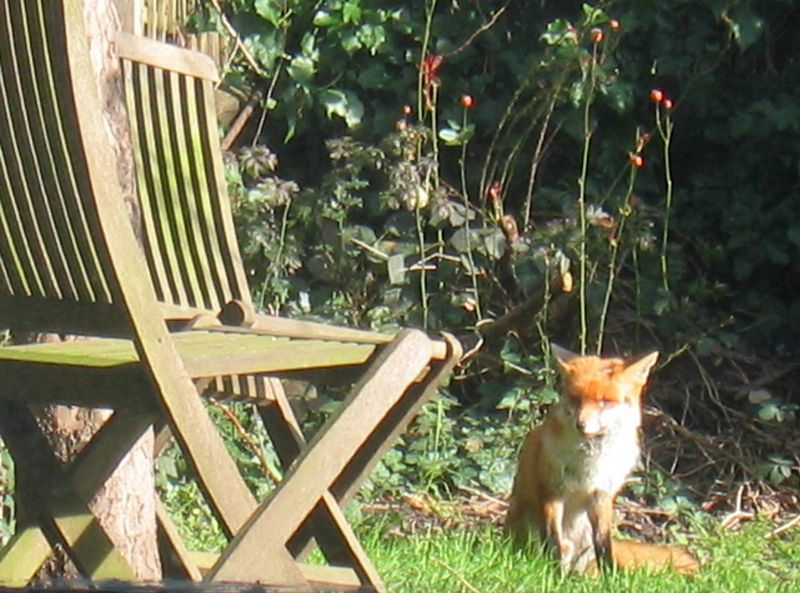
xmin=623 ymin=351 xmax=659 ymax=385
xmin=550 ymin=343 xmax=579 ymax=374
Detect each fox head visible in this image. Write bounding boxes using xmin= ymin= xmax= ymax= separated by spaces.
xmin=550 ymin=344 xmax=659 ymax=437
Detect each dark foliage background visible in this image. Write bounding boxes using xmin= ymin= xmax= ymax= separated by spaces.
xmin=195 ymin=0 xmax=800 ymax=505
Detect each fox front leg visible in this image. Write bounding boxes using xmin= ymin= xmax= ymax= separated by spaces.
xmin=587 ymin=491 xmax=615 ymax=571
xmin=543 ymin=499 xmax=575 ymax=570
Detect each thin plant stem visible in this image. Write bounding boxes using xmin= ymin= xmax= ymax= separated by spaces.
xmin=429 ymin=86 xmax=440 ymax=187
xmin=523 ymin=89 xmax=559 ymax=232
xmin=657 ymin=106 xmax=675 ymax=292
xmin=596 ymin=168 xmax=637 ymax=354
xmin=259 ymin=197 xmax=293 ymax=312
xmin=536 ymin=253 xmax=553 ymax=378
xmin=415 ymin=200 xmax=429 ymax=329
xmin=459 ymin=107 xmax=483 ymax=320
xmin=414 ymin=0 xmax=438 ymax=329
xmin=417 ymin=0 xmax=438 ymax=118
xmin=576 ymin=43 xmax=599 ymax=354
xmin=633 ymin=244 xmax=642 ymax=348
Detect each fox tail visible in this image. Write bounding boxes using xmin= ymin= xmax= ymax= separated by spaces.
xmin=612 ymin=539 xmax=700 ymax=575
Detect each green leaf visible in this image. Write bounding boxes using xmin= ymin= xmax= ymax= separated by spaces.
xmin=729 ymin=6 xmax=765 ymax=51
xmin=438 ymin=127 xmax=460 ymax=145
xmin=388 ymin=254 xmax=406 ymax=285
xmin=313 ymin=9 xmax=338 ymax=27
xmin=358 ymin=23 xmax=387 ymax=55
xmin=480 ymin=227 xmax=507 ymax=260
xmin=343 ymin=1 xmax=363 ymax=24
xmin=357 ymin=64 xmax=388 ymax=89
xmin=449 ymin=227 xmax=474 ymax=254
xmin=288 ymin=54 xmax=316 ymax=85
xmin=320 ymin=89 xmax=364 ymax=128
xmin=254 ymin=0 xmax=283 ymax=28
xmin=540 ymin=19 xmax=576 ymax=46
xmin=244 ymin=30 xmax=282 ymax=72
xmin=757 ymin=403 xmax=779 ymax=421
xmin=581 ymin=3 xmax=606 ymax=26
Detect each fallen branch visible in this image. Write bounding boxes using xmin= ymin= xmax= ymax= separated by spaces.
xmin=766 ymin=513 xmax=800 ymax=539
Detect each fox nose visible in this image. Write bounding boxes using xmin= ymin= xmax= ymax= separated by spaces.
xmin=576 ymin=417 xmax=602 ymax=436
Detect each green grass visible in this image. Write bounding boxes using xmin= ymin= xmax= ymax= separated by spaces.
xmin=360 ymin=521 xmax=800 ymax=593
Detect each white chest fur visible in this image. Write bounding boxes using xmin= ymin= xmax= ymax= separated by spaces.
xmin=551 ymin=404 xmax=641 ymax=497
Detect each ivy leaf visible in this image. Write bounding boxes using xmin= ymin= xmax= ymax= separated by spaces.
xmin=313 ymin=9 xmax=338 ymax=27
xmin=243 ymin=30 xmax=281 ymax=72
xmin=254 ymin=0 xmax=283 ymax=28
xmin=288 ymin=54 xmax=316 ymax=86
xmin=320 ymin=89 xmax=364 ymax=128
xmin=449 ymin=227 xmax=474 ymax=254
xmin=343 ymin=1 xmax=363 ymax=24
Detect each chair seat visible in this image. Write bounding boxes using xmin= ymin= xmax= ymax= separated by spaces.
xmin=0 ymin=329 xmax=378 ymax=376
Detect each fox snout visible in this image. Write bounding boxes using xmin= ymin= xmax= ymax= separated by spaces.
xmin=562 ymin=399 xmax=608 ymax=436
xmin=575 ymin=406 xmax=606 ymax=436
xmin=575 ymin=413 xmax=601 ymax=436
xmin=565 ymin=399 xmax=640 ymax=438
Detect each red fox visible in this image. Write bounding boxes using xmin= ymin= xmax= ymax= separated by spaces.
xmin=504 ymin=344 xmax=699 ymax=575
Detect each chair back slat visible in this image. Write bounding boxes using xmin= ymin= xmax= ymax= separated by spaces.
xmin=0 ymin=0 xmax=130 ymax=334
xmin=136 ymin=0 xmax=227 ymax=68
xmin=119 ymin=35 xmax=250 ymax=315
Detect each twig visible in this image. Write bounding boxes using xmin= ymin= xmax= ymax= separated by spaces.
xmin=458 ymin=484 xmax=509 ymax=508
xmin=208 ymin=0 xmax=267 ymax=77
xmin=433 ymin=560 xmax=482 ymax=593
xmin=720 ymin=484 xmax=755 ymax=530
xmin=351 ymin=237 xmax=390 ymax=261
xmin=209 ymin=400 xmax=282 ymax=484
xmin=766 ymin=514 xmax=800 ymax=539
xmin=221 ymin=87 xmax=264 ymax=150
xmin=442 ymin=4 xmax=509 ymax=59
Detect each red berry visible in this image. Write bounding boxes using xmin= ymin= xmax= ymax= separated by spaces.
xmin=650 ymin=89 xmax=664 ymax=103
xmin=629 ymin=153 xmax=644 ymax=168
xmin=402 ymin=104 xmax=412 ymax=116
xmin=396 ymin=119 xmax=408 ymax=132
xmin=590 ymin=28 xmax=604 ymax=43
xmin=460 ymin=94 xmax=475 ymax=109
xmin=609 ymin=19 xmax=621 ymax=30
xmin=663 ymin=98 xmax=674 ymax=110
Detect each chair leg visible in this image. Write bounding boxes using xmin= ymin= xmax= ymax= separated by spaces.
xmin=332 ymin=333 xmax=463 ymax=503
xmin=207 ymin=329 xmax=434 ymax=589
xmin=0 ymin=403 xmax=152 ymax=582
xmin=285 ymin=333 xmax=462 ymax=556
xmin=151 ymin=382 xmax=310 ymax=589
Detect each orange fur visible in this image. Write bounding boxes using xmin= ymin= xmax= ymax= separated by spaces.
xmin=504 ymin=345 xmax=699 ymax=575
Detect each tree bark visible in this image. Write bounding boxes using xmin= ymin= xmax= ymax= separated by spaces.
xmin=20 ymin=0 xmax=160 ymax=581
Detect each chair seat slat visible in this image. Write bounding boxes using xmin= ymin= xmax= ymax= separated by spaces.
xmin=0 ymin=331 xmax=377 ymax=377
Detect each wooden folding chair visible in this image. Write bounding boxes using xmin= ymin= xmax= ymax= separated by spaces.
xmin=0 ymin=1 xmax=461 ymax=590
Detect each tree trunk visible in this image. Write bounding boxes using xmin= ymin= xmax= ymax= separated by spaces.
xmin=20 ymin=0 xmax=160 ymax=581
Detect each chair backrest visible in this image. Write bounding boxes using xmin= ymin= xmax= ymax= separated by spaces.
xmin=115 ymin=0 xmax=227 ymax=69
xmin=117 ymin=33 xmax=251 ymax=319
xmin=0 ymin=0 xmax=138 ymax=336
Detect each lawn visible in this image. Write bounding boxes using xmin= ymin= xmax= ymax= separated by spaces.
xmin=362 ymin=520 xmax=800 ymax=593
